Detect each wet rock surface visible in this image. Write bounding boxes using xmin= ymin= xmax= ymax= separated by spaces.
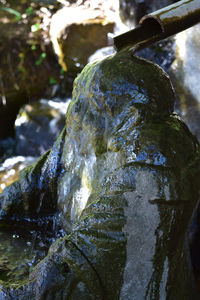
xmin=171 ymin=24 xmax=200 ymax=143
xmin=136 ymin=38 xmax=176 ymax=74
xmin=15 ymin=98 xmax=70 ymax=156
xmin=0 ymin=51 xmax=200 ymax=299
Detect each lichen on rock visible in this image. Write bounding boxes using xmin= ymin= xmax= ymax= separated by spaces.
xmin=0 ymin=50 xmax=200 ymax=299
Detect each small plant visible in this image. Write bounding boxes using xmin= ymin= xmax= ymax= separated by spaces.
xmin=0 ymin=6 xmax=22 ymax=21
xmin=25 ymin=6 xmax=34 ymax=17
xmin=35 ymin=53 xmax=46 ymax=66
xmin=49 ymin=77 xmax=57 ymax=85
xmin=31 ymin=23 xmax=40 ymax=33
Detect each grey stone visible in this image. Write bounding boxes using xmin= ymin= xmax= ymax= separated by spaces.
xmin=0 ymin=51 xmax=199 ymax=299
xmin=171 ymin=24 xmax=200 ymax=142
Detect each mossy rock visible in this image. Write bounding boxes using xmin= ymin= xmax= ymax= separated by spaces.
xmin=0 ymin=51 xmax=200 ymax=299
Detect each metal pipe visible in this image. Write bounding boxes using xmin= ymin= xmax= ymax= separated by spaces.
xmin=114 ymin=0 xmax=200 ymax=52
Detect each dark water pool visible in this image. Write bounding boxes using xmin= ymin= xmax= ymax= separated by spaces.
xmin=0 ymin=216 xmax=65 ymax=284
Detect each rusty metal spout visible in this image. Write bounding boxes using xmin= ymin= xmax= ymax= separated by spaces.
xmin=114 ymin=0 xmax=200 ymax=52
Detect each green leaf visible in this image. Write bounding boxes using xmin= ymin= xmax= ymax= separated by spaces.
xmin=18 ymin=66 xmax=25 ymax=73
xmin=25 ymin=7 xmax=34 ymax=16
xmin=31 ymin=45 xmax=37 ymax=51
xmin=31 ymin=23 xmax=40 ymax=33
xmin=19 ymin=52 xmax=24 ymax=61
xmin=41 ymin=53 xmax=46 ymax=58
xmin=35 ymin=52 xmax=46 ymax=66
xmin=0 ymin=6 xmax=22 ymax=21
xmin=49 ymin=77 xmax=57 ymax=85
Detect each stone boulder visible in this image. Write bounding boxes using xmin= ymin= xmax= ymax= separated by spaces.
xmin=171 ymin=24 xmax=200 ymax=142
xmin=15 ymin=98 xmax=70 ymax=156
xmin=0 ymin=51 xmax=200 ymax=299
xmin=49 ymin=4 xmax=115 ymax=74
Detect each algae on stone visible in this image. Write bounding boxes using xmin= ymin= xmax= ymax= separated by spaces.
xmin=0 ymin=51 xmax=199 ymax=299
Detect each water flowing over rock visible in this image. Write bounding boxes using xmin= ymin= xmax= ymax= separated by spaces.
xmin=171 ymin=24 xmax=200 ymax=143
xmin=0 ymin=51 xmax=200 ymax=299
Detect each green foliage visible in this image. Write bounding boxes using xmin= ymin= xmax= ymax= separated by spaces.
xmin=60 ymin=68 xmax=65 ymax=75
xmin=31 ymin=45 xmax=37 ymax=51
xmin=25 ymin=6 xmax=34 ymax=17
xmin=0 ymin=6 xmax=22 ymax=21
xmin=19 ymin=52 xmax=24 ymax=61
xmin=49 ymin=77 xmax=57 ymax=85
xmin=18 ymin=52 xmax=25 ymax=72
xmin=31 ymin=23 xmax=40 ymax=33
xmin=35 ymin=53 xmax=46 ymax=66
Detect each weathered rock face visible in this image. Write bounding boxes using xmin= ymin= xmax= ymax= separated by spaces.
xmin=15 ymin=98 xmax=70 ymax=156
xmin=50 ymin=5 xmax=115 ymax=74
xmin=0 ymin=51 xmax=199 ymax=299
xmin=136 ymin=38 xmax=176 ymax=74
xmin=0 ymin=0 xmax=62 ymax=137
xmin=119 ymin=0 xmax=178 ymax=25
xmin=171 ymin=24 xmax=200 ymax=142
